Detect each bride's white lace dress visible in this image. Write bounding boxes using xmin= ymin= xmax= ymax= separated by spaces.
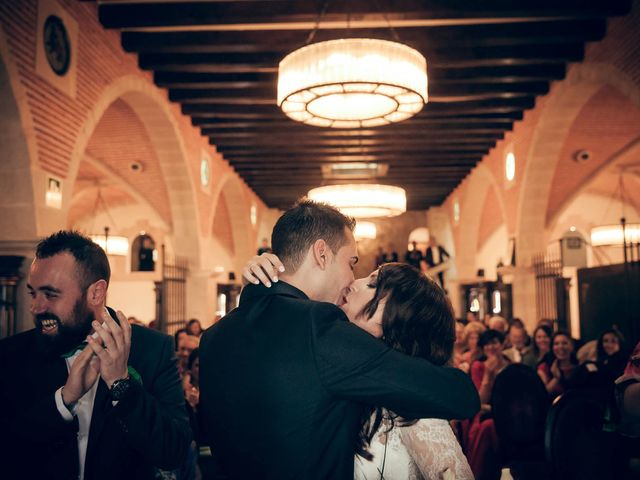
xmin=354 ymin=416 xmax=473 ymax=480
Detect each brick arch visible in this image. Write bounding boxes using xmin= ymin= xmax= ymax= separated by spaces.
xmin=0 ymin=28 xmax=38 ymax=239
xmin=209 ymin=173 xmax=253 ymax=273
xmin=66 ymin=75 xmax=200 ymax=262
xmin=516 ymin=63 xmax=640 ymax=265
xmin=456 ymin=165 xmax=507 ymax=279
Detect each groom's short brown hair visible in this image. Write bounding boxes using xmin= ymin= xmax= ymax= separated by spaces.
xmin=271 ymin=199 xmax=355 ymax=273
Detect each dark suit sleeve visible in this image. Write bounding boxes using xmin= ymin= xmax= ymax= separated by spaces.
xmin=425 ymin=248 xmax=434 ymax=267
xmin=109 ymin=334 xmax=191 ymax=470
xmin=311 ymin=305 xmax=479 ymax=420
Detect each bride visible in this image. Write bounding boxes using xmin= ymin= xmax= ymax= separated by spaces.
xmin=244 ymin=256 xmax=473 ymax=480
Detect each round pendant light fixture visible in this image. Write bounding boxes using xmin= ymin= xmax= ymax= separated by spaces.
xmin=278 ymin=38 xmax=428 ymax=128
xmin=308 ymin=184 xmax=406 ymax=218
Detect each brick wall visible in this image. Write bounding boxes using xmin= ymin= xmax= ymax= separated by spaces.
xmin=0 ymin=0 xmax=268 ymax=247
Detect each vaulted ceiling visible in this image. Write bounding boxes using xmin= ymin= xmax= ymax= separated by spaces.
xmin=96 ymin=0 xmax=631 ymax=210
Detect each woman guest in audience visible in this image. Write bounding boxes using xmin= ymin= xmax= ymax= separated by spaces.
xmin=174 ymin=327 xmax=188 ymax=351
xmin=453 ymin=320 xmax=468 ymax=371
xmin=460 ymin=321 xmax=486 ymax=370
xmin=464 ymin=329 xmax=510 ymax=479
xmin=532 ymin=324 xmax=553 ymax=363
xmin=177 ymin=334 xmax=200 ymax=377
xmin=538 ymin=331 xmax=578 ymax=398
xmin=596 ymin=328 xmax=627 ymax=386
xmin=186 ymin=318 xmax=204 ymax=337
xmin=471 ymin=329 xmax=511 ymax=405
xmin=247 ymin=259 xmax=474 ymax=480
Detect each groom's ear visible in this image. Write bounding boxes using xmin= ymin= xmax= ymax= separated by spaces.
xmin=311 ymin=239 xmax=330 ymax=270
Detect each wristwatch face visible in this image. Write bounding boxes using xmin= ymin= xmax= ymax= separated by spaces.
xmin=110 ymin=378 xmax=132 ymax=400
xmin=43 ymin=15 xmax=71 ymax=76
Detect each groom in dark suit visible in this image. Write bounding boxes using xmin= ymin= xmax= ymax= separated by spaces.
xmin=200 ymin=200 xmax=478 ymax=479
xmin=0 ymin=231 xmax=190 ymax=480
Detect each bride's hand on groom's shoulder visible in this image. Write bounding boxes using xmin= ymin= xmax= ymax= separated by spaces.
xmin=242 ymin=253 xmax=285 ymax=288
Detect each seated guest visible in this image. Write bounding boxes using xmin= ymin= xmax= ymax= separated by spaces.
xmin=466 ymin=329 xmax=510 ymax=479
xmin=615 ymin=341 xmax=640 ymax=437
xmin=532 ymin=324 xmax=553 ymax=363
xmin=504 ymin=323 xmax=537 ymax=368
xmin=596 ymin=328 xmax=627 ymax=386
xmin=488 ymin=315 xmax=508 ymax=335
xmin=461 ymin=321 xmax=486 ymax=370
xmin=577 ymin=339 xmax=598 ymax=364
xmin=186 ymin=318 xmax=203 ymax=338
xmin=453 ymin=320 xmax=467 ymax=371
xmin=471 ymin=329 xmax=511 ymax=405
xmin=174 ymin=327 xmax=188 ymax=351
xmin=538 ymin=331 xmax=578 ymax=398
xmin=177 ymin=334 xmax=199 ymax=377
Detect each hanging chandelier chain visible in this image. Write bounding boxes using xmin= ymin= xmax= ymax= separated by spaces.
xmin=94 ymin=186 xmax=118 ymax=234
xmin=373 ymin=0 xmax=401 ymax=42
xmin=305 ymin=0 xmax=332 ymax=45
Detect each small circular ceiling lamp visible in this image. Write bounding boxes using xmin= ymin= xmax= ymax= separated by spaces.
xmin=308 ymin=184 xmax=406 ymax=218
xmin=278 ymin=38 xmax=428 ymax=128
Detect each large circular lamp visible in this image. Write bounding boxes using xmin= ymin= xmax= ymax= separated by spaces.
xmin=278 ymin=38 xmax=428 ymax=128
xmin=308 ymin=184 xmax=406 ymax=218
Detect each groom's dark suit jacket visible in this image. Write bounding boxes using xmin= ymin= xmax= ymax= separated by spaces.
xmin=0 ymin=322 xmax=191 ymax=480
xmin=200 ymin=282 xmax=479 ymax=479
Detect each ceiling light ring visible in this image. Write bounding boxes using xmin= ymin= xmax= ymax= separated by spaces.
xmin=308 ymin=183 xmax=407 ymax=218
xmin=278 ymin=38 xmax=428 ymax=128
xmin=281 ymin=81 xmax=416 ymax=125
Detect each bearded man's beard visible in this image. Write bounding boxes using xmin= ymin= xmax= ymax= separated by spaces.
xmin=34 ymin=294 xmax=95 ymax=356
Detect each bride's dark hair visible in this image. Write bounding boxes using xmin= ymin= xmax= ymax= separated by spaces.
xmin=355 ymin=262 xmax=455 ymax=459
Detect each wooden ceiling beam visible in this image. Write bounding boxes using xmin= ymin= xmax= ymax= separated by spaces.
xmin=139 ymin=44 xmax=583 ymax=72
xmin=183 ymin=97 xmax=535 ymax=115
xmin=99 ymin=1 xmax=628 ymax=30
xmin=195 ymin=120 xmax=514 ymax=130
xmin=207 ymin=129 xmax=506 ymax=138
xmin=213 ymin=140 xmax=499 ymax=149
xmin=168 ymin=82 xmax=549 ymax=104
xmin=122 ymin=20 xmax=605 ymax=53
xmin=233 ymin=166 xmax=475 ymax=173
xmin=225 ymin=155 xmax=482 ymax=164
xmin=155 ymin=65 xmax=566 ymax=88
xmin=194 ymin=104 xmax=525 ymax=114
xmin=188 ymin=111 xmax=524 ymax=122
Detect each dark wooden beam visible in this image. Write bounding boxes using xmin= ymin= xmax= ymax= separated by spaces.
xmin=187 ymin=110 xmax=524 ymax=122
xmin=214 ymin=139 xmax=499 ymax=150
xmin=155 ymin=65 xmax=566 ymax=89
xmin=139 ymin=44 xmax=583 ymax=72
xmin=225 ymin=153 xmax=482 ymax=163
xmin=194 ymin=119 xmax=514 ymax=130
xmin=232 ymin=165 xmax=479 ymax=173
xmin=168 ymin=82 xmax=549 ymax=104
xmin=99 ymin=1 xmax=628 ymax=30
xmin=183 ymin=96 xmax=535 ymax=115
xmin=206 ymin=128 xmax=506 ymax=138
xmin=217 ymin=144 xmax=494 ymax=154
xmin=122 ymin=20 xmax=605 ymax=53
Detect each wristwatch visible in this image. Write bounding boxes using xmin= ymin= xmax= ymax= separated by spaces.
xmin=109 ymin=376 xmax=133 ymax=401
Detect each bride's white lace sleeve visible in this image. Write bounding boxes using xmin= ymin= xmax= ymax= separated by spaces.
xmin=399 ymin=418 xmax=474 ymax=480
